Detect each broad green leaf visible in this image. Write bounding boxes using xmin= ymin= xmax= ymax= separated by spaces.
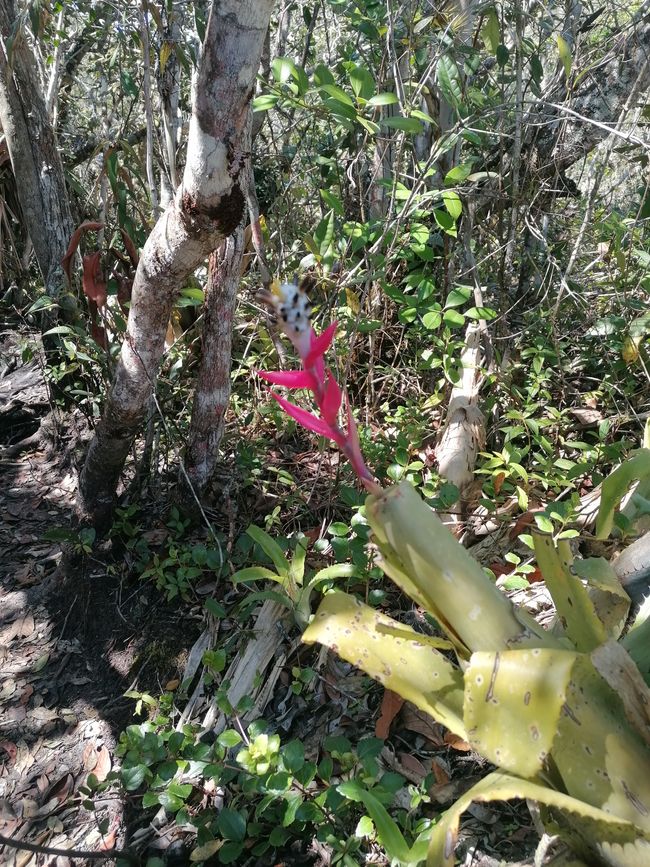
xmin=434 ymin=208 xmax=457 ymax=236
xmin=348 ymin=64 xmax=374 ymax=100
xmin=320 ymin=189 xmax=344 ymax=215
xmin=315 ymin=209 xmax=335 ymax=256
xmin=428 ymin=770 xmax=650 ymax=867
xmin=272 ymin=56 xmax=295 ymax=84
xmin=481 ymin=8 xmax=500 ymax=54
xmin=303 ymin=591 xmax=466 ymax=738
xmin=496 ymin=43 xmax=510 ymax=66
xmin=367 ymin=92 xmax=398 ymax=107
xmin=436 ymin=54 xmax=462 ymax=109
xmin=216 ymin=807 xmax=246 ymax=842
xmin=465 ymin=306 xmax=497 ymax=321
xmin=443 ymin=309 xmax=465 ymax=327
xmin=288 ymin=535 xmax=308 ymax=586
xmin=318 ymin=83 xmax=355 ymax=106
xmin=313 ymin=63 xmax=335 ymax=86
xmin=444 ymin=163 xmax=473 ymax=185
xmin=253 ymin=93 xmax=279 ymax=112
xmin=308 ymin=563 xmax=358 ymax=587
xmin=365 ymin=482 xmax=558 ymax=655
xmin=534 ymin=535 xmax=608 ymax=651
xmin=382 ymin=116 xmax=423 ymax=134
xmin=245 ymin=525 xmax=290 ymax=574
xmin=572 ymin=558 xmax=630 ymax=641
xmin=441 ymin=189 xmax=462 ymax=219
xmin=422 ymin=310 xmax=442 ymax=330
xmin=444 ymin=285 xmax=472 ymax=308
xmin=465 ymin=648 xmax=577 ymax=777
xmin=596 ymin=450 xmax=650 ymax=538
xmin=553 ymin=653 xmax=650 ymax=830
xmin=357 ymin=114 xmax=380 ymax=135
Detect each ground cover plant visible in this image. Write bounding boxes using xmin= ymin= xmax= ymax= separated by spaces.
xmin=2 ymin=0 xmax=650 ymax=865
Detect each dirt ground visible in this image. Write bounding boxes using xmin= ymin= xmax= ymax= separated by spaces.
xmin=0 ymin=331 xmax=544 ymax=866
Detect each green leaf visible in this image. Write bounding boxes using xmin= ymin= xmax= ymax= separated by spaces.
xmin=422 ymin=310 xmax=442 ymax=330
xmin=443 ymin=309 xmax=465 ymax=328
xmin=496 ymin=43 xmax=510 ymax=66
xmin=444 ymin=163 xmax=473 ymax=185
xmin=205 ymin=598 xmax=226 ymax=618
xmin=320 ymin=189 xmax=344 ymax=215
xmin=337 ymin=781 xmax=427 ymax=864
xmin=318 ymin=83 xmax=355 ymax=106
xmin=272 ymin=56 xmax=295 ymax=84
xmin=382 ymin=116 xmax=423 ymax=134
xmin=442 ymin=190 xmax=462 ymax=220
xmin=313 ymin=64 xmax=335 ymax=86
xmin=533 ymin=536 xmax=608 ymax=651
xmin=436 ymin=55 xmax=463 ymax=109
xmin=434 ymin=208 xmax=457 ymax=236
xmin=367 ymin=92 xmax=398 ymax=107
xmin=445 ymin=285 xmax=472 ymax=308
xmin=245 ymin=525 xmax=290 ymax=574
xmin=216 ymin=808 xmax=246 ymax=842
xmin=121 ymin=764 xmax=147 ymax=791
xmin=596 ymin=450 xmax=650 ymax=539
xmin=556 ymin=33 xmax=572 ymax=78
xmin=230 ymin=566 xmax=285 ymax=585
xmin=253 ymin=93 xmax=279 ymax=112
xmin=348 ymin=64 xmax=374 ymax=100
xmin=315 ymin=209 xmax=336 ymax=257
xmin=217 ymin=729 xmax=242 ymax=748
xmin=481 ymin=8 xmax=500 ymax=54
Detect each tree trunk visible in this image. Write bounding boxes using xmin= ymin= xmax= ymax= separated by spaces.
xmin=77 ymin=0 xmax=275 ymax=529
xmin=534 ymin=3 xmax=650 ymax=173
xmin=182 ymin=225 xmax=245 ymax=499
xmin=0 ymin=0 xmax=74 ymax=300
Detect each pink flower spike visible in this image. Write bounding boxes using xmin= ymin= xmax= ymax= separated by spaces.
xmin=270 ymin=392 xmax=336 ymax=439
xmin=343 ymin=394 xmax=374 ymax=485
xmin=321 ymin=371 xmax=342 ymax=426
xmin=259 ymin=370 xmax=314 ymax=389
xmin=305 ymin=321 xmax=338 ymax=368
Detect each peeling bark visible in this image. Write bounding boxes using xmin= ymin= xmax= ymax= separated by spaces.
xmin=0 ymin=0 xmax=73 ymax=301
xmin=77 ymin=0 xmax=275 ymax=529
xmin=435 ymin=323 xmax=485 ymax=524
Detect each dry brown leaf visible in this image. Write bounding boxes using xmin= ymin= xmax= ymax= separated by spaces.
xmin=82 ymin=741 xmax=98 ymax=772
xmin=165 ymin=679 xmax=180 ymax=691
xmin=443 ymin=730 xmax=472 ymax=751
xmin=375 ymin=689 xmax=404 ymax=739
xmin=401 ymin=702 xmax=445 ymax=747
xmin=431 ymin=757 xmax=450 ymax=786
xmin=98 ymin=829 xmax=116 ymax=851
xmin=94 ymin=746 xmax=111 ymax=782
xmin=396 ymin=752 xmax=427 ymax=784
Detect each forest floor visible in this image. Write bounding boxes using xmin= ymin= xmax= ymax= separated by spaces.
xmin=0 ymin=332 xmax=545 ymax=866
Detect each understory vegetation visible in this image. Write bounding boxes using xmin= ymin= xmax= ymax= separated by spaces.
xmin=2 ymin=0 xmax=650 ymax=865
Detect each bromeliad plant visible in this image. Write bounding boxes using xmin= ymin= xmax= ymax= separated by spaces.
xmin=258 ymin=278 xmax=650 ymax=867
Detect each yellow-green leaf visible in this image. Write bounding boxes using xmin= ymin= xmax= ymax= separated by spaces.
xmin=464 ymin=648 xmax=577 ymax=778
xmin=303 ymin=591 xmax=466 ymax=738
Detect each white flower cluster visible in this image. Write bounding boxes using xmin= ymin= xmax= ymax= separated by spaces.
xmin=268 ymin=281 xmax=313 ymax=356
